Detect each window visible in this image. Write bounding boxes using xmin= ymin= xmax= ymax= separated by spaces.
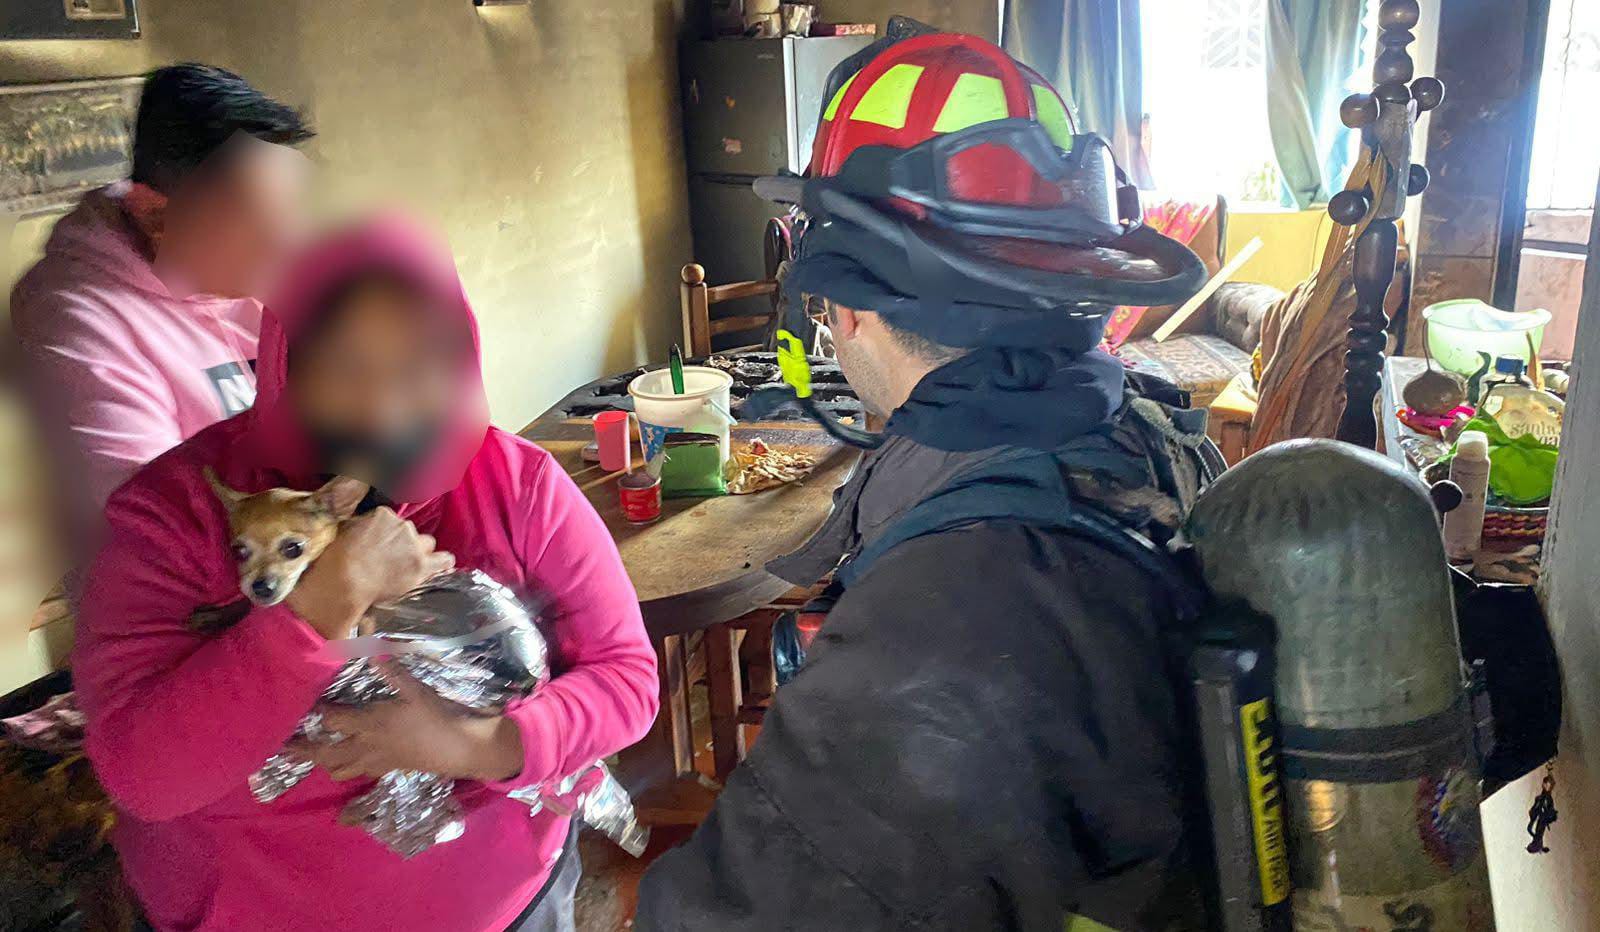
xmin=1527 ymin=0 xmax=1600 ymax=211
xmin=1141 ymin=0 xmax=1283 ymax=204
xmin=1141 ymin=0 xmax=1379 ymax=206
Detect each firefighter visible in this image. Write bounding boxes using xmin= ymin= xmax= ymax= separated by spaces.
xmin=637 ymin=24 xmax=1215 ymax=932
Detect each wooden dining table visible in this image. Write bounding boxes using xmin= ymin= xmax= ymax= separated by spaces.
xmin=519 ymin=367 xmax=860 ymax=823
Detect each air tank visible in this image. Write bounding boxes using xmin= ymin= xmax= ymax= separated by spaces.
xmin=1185 ymin=440 xmax=1495 ymax=930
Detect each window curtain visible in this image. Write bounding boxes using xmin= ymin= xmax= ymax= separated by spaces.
xmin=1003 ymin=0 xmax=1154 ymax=188
xmin=1265 ymin=0 xmax=1367 ymax=208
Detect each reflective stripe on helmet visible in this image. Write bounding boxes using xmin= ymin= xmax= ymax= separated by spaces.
xmin=849 ymin=63 xmax=925 ymax=129
xmin=823 ymin=72 xmax=858 ymax=121
xmin=932 ymin=72 xmax=1010 ymax=134
xmin=1031 ymin=85 xmax=1076 ymax=152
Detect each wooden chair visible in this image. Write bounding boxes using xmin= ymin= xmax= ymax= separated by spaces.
xmin=702 ymin=584 xmax=822 ymax=781
xmin=678 ymin=263 xmax=781 ymax=358
xmin=678 ymin=215 xmax=794 ymax=357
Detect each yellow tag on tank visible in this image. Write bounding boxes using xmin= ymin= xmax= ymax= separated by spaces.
xmin=1241 ymin=698 xmax=1290 ymax=906
xmin=776 ymin=329 xmax=812 ymax=399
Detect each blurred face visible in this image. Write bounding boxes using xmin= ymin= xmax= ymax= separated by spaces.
xmin=153 ymin=137 xmax=310 ymax=298
xmin=289 ymin=276 xmax=469 ymax=490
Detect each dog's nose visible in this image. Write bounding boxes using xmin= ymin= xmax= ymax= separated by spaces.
xmin=251 ymin=578 xmax=279 ymax=602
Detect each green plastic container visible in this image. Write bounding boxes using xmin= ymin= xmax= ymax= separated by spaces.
xmin=1422 ymin=299 xmax=1550 ymax=379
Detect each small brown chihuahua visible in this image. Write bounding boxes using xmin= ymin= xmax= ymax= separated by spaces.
xmin=206 ymin=470 xmax=370 ymax=607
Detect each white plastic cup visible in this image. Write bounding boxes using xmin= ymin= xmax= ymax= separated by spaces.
xmin=627 ymin=366 xmax=734 ymax=461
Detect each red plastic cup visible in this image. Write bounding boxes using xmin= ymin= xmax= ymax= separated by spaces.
xmin=593 ymin=411 xmax=632 ymax=472
xmin=618 ymin=471 xmax=662 ymax=524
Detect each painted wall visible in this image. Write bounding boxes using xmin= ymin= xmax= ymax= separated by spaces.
xmin=1478 ymin=180 xmax=1600 ymax=930
xmin=1227 ymin=209 xmax=1332 ymax=294
xmin=3 ymin=0 xmax=694 ymax=428
xmin=1 ymin=0 xmax=695 ymax=690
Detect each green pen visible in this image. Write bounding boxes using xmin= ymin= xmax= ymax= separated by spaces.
xmin=669 ymin=344 xmax=686 ymax=395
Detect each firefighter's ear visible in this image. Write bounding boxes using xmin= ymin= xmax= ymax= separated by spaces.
xmin=828 ymin=302 xmax=862 ymax=341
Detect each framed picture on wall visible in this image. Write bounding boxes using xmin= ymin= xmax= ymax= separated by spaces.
xmin=0 ymin=77 xmax=144 ymax=217
xmin=2 ymin=0 xmax=141 ymax=40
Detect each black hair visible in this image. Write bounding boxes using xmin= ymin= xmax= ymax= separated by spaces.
xmin=131 ymin=63 xmax=314 ymax=193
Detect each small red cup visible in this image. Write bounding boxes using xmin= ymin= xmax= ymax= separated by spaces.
xmin=618 ymin=471 xmax=662 ymax=524
xmin=593 ymin=411 xmax=632 ymax=472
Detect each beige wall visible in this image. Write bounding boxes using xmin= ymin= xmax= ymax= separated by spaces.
xmin=4 ymin=0 xmax=694 ymax=429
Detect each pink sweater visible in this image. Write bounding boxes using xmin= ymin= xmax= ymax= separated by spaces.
xmin=74 ymin=219 xmax=659 ymax=931
xmin=11 ymin=184 xmax=262 ymax=514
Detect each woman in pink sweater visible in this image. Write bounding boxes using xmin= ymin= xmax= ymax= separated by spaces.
xmin=74 ymin=217 xmax=658 ymax=931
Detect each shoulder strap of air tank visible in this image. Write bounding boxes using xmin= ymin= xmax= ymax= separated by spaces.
xmin=835 ymin=450 xmax=1206 ymax=621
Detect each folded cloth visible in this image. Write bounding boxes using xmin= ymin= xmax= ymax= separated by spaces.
xmin=250 ymin=569 xmax=648 ymax=858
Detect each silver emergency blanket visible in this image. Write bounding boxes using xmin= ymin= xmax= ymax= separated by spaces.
xmin=248 ymin=569 xmax=648 ymax=859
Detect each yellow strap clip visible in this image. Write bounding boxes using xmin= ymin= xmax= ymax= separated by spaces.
xmin=775 ymin=329 xmax=813 ymax=399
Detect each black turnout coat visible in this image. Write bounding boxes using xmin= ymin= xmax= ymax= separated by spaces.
xmin=637 ymin=400 xmax=1211 ymax=932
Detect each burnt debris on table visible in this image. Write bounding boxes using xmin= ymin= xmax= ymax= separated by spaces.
xmin=557 ymin=353 xmax=863 ymax=424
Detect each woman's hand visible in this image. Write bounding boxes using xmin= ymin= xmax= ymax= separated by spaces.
xmin=288 ymin=508 xmax=455 ymax=641
xmin=291 ymin=661 xmax=524 ymax=783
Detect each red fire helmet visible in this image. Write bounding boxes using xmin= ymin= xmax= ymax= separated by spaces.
xmin=809 ymin=31 xmax=1081 ymax=213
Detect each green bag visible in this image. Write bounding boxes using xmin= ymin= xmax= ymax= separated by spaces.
xmin=1444 ymin=413 xmax=1559 ymax=506
xmin=660 ymin=432 xmax=727 ymax=498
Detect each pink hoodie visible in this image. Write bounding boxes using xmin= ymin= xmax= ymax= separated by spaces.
xmin=74 ymin=218 xmax=659 ymax=932
xmin=11 ymin=183 xmax=263 ymax=516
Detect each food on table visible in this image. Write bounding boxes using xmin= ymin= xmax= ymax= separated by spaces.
xmin=725 ymin=438 xmax=817 ymax=494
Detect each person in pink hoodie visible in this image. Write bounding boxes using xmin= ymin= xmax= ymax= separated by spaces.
xmin=11 ymin=64 xmax=314 ymax=537
xmin=73 ymin=216 xmax=659 ymax=931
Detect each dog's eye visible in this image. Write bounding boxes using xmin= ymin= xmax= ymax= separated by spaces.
xmin=279 ymin=539 xmax=306 ymax=560
xmin=230 ymin=543 xmax=250 ymax=563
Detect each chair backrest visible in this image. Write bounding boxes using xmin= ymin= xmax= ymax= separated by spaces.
xmin=679 ymin=216 xmax=795 ymax=357
xmin=679 ymin=263 xmax=780 ymax=358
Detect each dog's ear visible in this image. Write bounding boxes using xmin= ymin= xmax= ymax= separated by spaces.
xmin=204 ymin=467 xmax=247 ymax=508
xmin=313 ymin=476 xmax=369 ymax=520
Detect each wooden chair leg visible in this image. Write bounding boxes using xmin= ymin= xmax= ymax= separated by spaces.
xmin=705 ymin=622 xmax=746 ymax=782
xmin=741 ymin=616 xmax=777 ymax=705
xmin=623 ymin=634 xmax=695 ymax=782
xmin=662 ymin=634 xmax=697 ymax=779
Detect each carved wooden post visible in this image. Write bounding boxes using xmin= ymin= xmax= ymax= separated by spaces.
xmin=1329 ymin=0 xmax=1445 ymax=448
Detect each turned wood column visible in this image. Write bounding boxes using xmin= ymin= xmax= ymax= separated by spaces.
xmin=1329 ymin=0 xmax=1443 ymax=448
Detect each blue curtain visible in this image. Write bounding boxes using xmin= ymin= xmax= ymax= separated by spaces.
xmin=1265 ymin=0 xmax=1367 ymax=208
xmin=1004 ymin=0 xmax=1153 ymax=188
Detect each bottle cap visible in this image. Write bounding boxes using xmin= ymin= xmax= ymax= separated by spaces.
xmin=1457 ymin=430 xmax=1490 ymax=459
xmin=1494 ymin=355 xmax=1525 ymax=376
